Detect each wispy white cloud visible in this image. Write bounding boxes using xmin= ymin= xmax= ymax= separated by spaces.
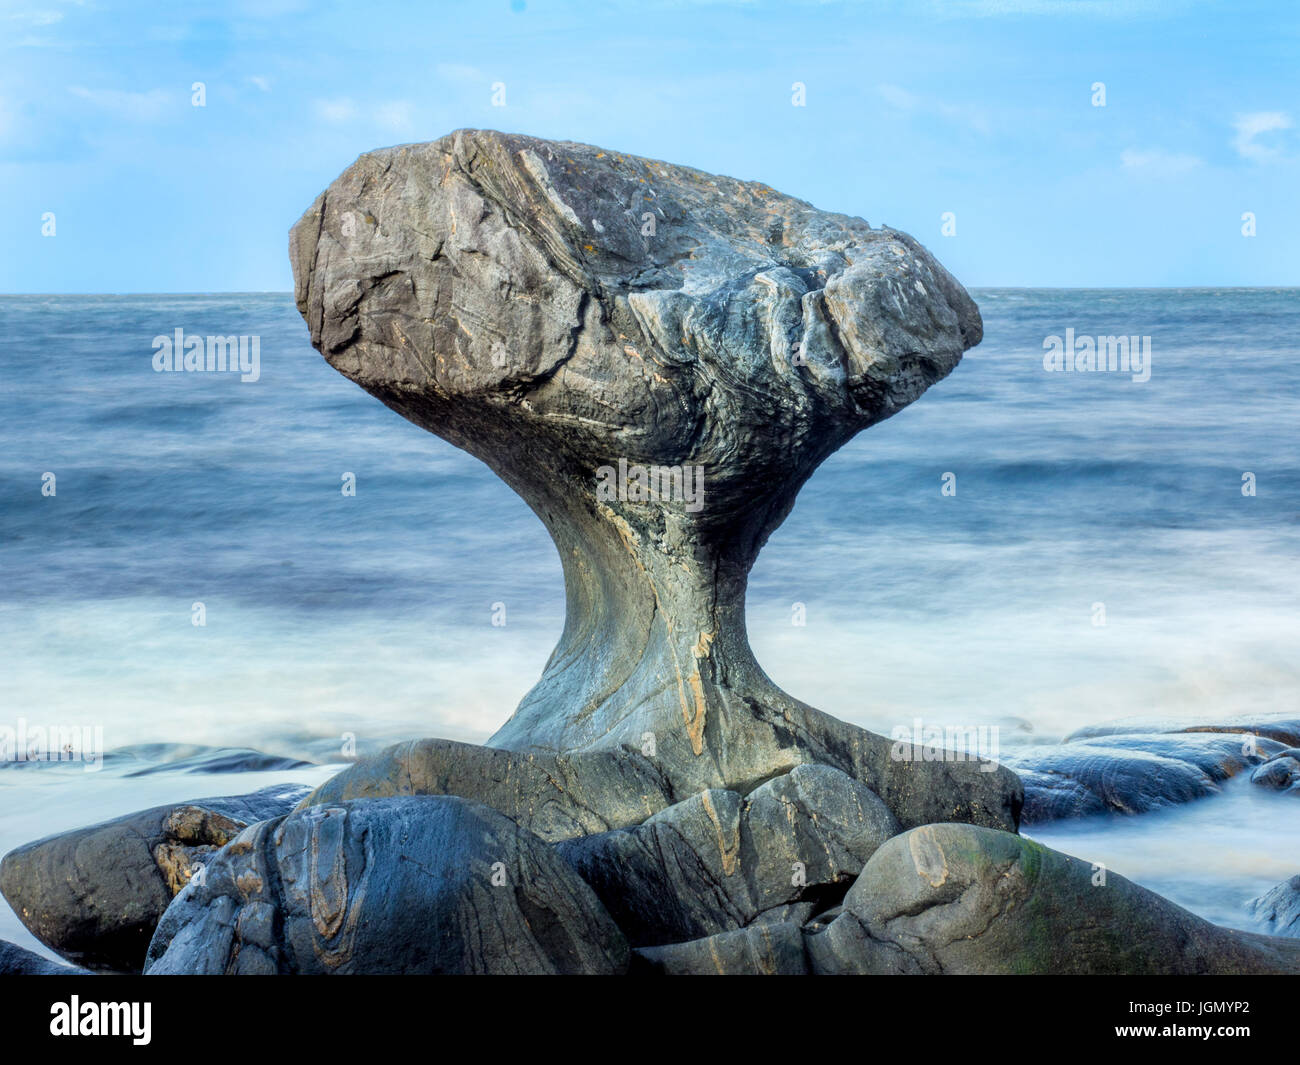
xmin=878 ymin=82 xmax=991 ymax=135
xmin=315 ymin=96 xmax=418 ymax=134
xmin=248 ymin=75 xmax=272 ymax=93
xmin=315 ymin=97 xmax=359 ymax=123
xmin=375 ymin=100 xmax=415 ymax=133
xmin=67 ymin=85 xmax=173 ymax=122
xmin=1232 ymin=111 xmax=1292 ymax=163
xmin=435 ymin=63 xmax=487 ymax=85
xmin=1120 ymin=147 xmax=1203 ymax=176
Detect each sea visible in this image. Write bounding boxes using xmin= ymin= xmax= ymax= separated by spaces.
xmin=2 ymin=288 xmax=1298 ymax=960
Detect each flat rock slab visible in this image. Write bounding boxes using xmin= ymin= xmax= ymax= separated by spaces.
xmin=299 ymin=738 xmax=675 ymax=842
xmin=554 ymin=763 xmax=897 ymax=945
xmin=145 ymin=796 xmax=628 ymax=975
xmin=0 ymin=784 xmax=310 ymax=973
xmin=809 ymin=823 xmax=1300 ymax=975
xmin=304 ymin=730 xmax=1021 ymax=840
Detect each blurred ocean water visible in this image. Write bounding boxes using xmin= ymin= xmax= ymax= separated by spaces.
xmin=1 ymin=288 xmax=1298 ymax=954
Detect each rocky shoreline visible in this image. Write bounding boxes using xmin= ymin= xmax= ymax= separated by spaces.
xmin=3 ymin=719 xmax=1298 ymax=974
xmin=3 ymin=132 xmax=1296 ymax=975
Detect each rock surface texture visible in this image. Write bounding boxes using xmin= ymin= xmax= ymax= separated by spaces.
xmin=554 ymin=763 xmax=897 ymax=945
xmin=289 ymin=128 xmax=1018 ymax=825
xmin=0 ymin=784 xmax=309 ymax=972
xmin=0 ymin=939 xmax=90 ymax=975
xmin=808 ymin=824 xmax=1300 ymax=975
xmin=1251 ymin=875 xmax=1300 ymax=937
xmin=145 ymin=796 xmax=628 ymax=975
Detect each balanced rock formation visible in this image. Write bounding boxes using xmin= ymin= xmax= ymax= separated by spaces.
xmin=0 ymin=784 xmax=309 ymax=972
xmin=289 ymin=128 xmax=1019 ymax=825
xmin=145 ymin=796 xmax=627 ymax=975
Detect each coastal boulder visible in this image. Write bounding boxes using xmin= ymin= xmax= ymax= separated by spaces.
xmin=0 ymin=784 xmax=309 ymax=972
xmin=1250 ymin=875 xmax=1300 ymax=937
xmin=145 ymin=796 xmax=628 ymax=975
xmin=1003 ymin=715 xmax=1299 ymax=822
xmin=0 ymin=939 xmax=90 ymax=975
xmin=808 ymin=823 xmax=1300 ymax=975
xmin=298 ymin=737 xmax=675 ymax=841
xmin=1250 ymin=750 xmax=1300 ymax=793
xmin=554 ymin=763 xmax=897 ymax=945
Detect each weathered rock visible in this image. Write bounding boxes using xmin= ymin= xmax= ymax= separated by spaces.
xmin=1250 ymin=750 xmax=1300 ymax=793
xmin=0 ymin=784 xmax=310 ymax=973
xmin=810 ymin=823 xmax=1300 ymax=975
xmin=1004 ymin=722 xmax=1289 ymax=822
xmin=145 ymin=796 xmax=628 ymax=975
xmin=290 ymin=129 xmax=1017 ymax=827
xmin=0 ymin=939 xmax=90 ymax=975
xmin=307 ymin=730 xmax=1019 ymax=839
xmin=299 ymin=738 xmax=675 ymax=841
xmin=1067 ymin=714 xmax=1300 ymax=747
xmin=554 ymin=763 xmax=896 ymax=945
xmin=1251 ymin=875 xmax=1300 ymax=937
xmin=634 ymin=923 xmax=808 ymax=975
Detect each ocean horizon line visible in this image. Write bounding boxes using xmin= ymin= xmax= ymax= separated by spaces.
xmin=2 ymin=285 xmax=1299 ymax=298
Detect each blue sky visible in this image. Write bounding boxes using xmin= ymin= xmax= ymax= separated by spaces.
xmin=2 ymin=0 xmax=1297 ymax=290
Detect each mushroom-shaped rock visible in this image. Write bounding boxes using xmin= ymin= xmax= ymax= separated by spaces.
xmin=290 ymin=130 xmax=1011 ymax=816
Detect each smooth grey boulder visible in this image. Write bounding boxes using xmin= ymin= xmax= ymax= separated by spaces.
xmin=554 ymin=763 xmax=897 ymax=946
xmin=0 ymin=939 xmax=90 ymax=975
xmin=289 ymin=129 xmax=1018 ymax=828
xmin=634 ymin=923 xmax=808 ymax=975
xmin=298 ymin=737 xmax=675 ymax=841
xmin=810 ymin=823 xmax=1300 ymax=975
xmin=1251 ymin=875 xmax=1300 ymax=936
xmin=1004 ymin=722 xmax=1290 ymax=823
xmin=1250 ymin=750 xmax=1300 ymax=793
xmin=145 ymin=796 xmax=628 ymax=975
xmin=0 ymin=784 xmax=310 ymax=973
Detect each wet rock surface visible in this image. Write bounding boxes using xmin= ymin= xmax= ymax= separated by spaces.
xmin=554 ymin=764 xmax=896 ymax=945
xmin=0 ymin=939 xmax=90 ymax=975
xmin=299 ymin=738 xmax=675 ymax=842
xmin=0 ymin=784 xmax=309 ymax=972
xmin=145 ymin=796 xmax=628 ymax=975
xmin=1251 ymin=875 xmax=1300 ymax=937
xmin=808 ymin=823 xmax=1300 ymax=975
xmin=1005 ymin=715 xmax=1300 ymax=822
